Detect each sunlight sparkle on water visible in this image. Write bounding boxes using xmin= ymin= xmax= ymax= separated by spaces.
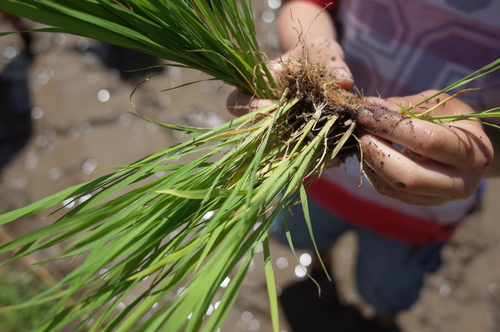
xmin=62 ymin=198 xmax=75 ymax=209
xmin=299 ymin=253 xmax=312 ymax=266
xmin=206 ymin=304 xmax=214 ymax=315
xmin=31 ymin=106 xmax=44 ymax=119
xmin=294 ymin=265 xmax=307 ymax=278
xmin=97 ymin=89 xmax=110 ymax=102
xmin=261 ymin=10 xmax=275 ymax=23
xmin=276 ymin=257 xmax=288 ymax=269
xmin=268 ymin=0 xmax=281 ymax=9
xmin=220 ymin=277 xmax=231 ymax=288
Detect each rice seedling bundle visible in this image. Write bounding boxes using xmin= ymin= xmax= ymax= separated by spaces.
xmin=1 ymin=0 xmax=500 ymax=331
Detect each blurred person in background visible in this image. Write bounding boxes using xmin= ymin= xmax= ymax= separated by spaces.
xmin=0 ymin=13 xmax=164 ymax=171
xmin=0 ymin=13 xmax=34 ymax=170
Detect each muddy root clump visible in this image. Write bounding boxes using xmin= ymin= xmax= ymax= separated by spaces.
xmin=274 ymin=57 xmax=364 ymax=161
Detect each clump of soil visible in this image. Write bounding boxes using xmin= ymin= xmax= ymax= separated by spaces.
xmin=274 ymin=57 xmax=364 ymax=161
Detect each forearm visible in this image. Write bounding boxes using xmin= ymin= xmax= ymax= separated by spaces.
xmin=227 ymin=1 xmax=346 ymax=116
xmin=277 ymin=1 xmax=338 ymax=55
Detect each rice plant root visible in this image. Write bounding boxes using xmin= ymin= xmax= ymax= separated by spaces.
xmin=275 ymin=57 xmax=364 ymax=161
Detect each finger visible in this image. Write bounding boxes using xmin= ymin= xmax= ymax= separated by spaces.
xmin=357 ymin=106 xmax=492 ymax=172
xmin=360 ymin=133 xmax=480 ymax=200
xmin=362 ymin=164 xmax=452 ymax=206
xmin=226 ymin=89 xmax=274 ymax=117
xmin=363 ymin=93 xmax=460 ymax=117
xmin=308 ymin=39 xmax=354 ymax=90
xmin=330 ymin=68 xmax=354 ymax=91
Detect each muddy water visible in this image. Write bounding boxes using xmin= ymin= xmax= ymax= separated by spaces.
xmin=1 ymin=3 xmax=500 ymax=332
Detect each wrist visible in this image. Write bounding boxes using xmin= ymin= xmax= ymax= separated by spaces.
xmin=310 ymin=36 xmax=344 ymax=60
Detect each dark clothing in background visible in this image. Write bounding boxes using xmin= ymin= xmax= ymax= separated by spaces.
xmin=0 ymin=53 xmax=33 ymax=169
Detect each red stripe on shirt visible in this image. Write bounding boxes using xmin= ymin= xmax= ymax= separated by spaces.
xmin=306 ymin=177 xmax=459 ymax=244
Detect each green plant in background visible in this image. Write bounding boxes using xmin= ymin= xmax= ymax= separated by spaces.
xmin=0 ymin=1 xmax=500 ymax=331
xmin=0 ymin=266 xmax=55 ymax=332
xmin=1 ymin=0 xmax=277 ymax=99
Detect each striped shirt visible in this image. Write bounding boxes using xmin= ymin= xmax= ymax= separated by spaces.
xmin=298 ymin=0 xmax=500 ymax=243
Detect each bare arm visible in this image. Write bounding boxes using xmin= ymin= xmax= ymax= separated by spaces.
xmin=277 ymin=1 xmax=337 ymax=53
xmin=227 ymin=1 xmax=352 ymax=116
xmin=276 ymin=1 xmax=353 ymax=89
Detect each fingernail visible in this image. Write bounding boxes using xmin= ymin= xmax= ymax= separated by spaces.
xmin=356 ymin=108 xmax=371 ymax=119
xmin=268 ymin=63 xmax=283 ymax=73
xmin=332 ymin=68 xmax=352 ymax=80
xmin=363 ymin=97 xmax=389 ymax=107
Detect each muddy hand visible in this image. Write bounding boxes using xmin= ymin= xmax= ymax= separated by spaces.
xmin=227 ymin=37 xmax=353 ymax=117
xmin=277 ymin=0 xmax=353 ymax=90
xmin=285 ymin=37 xmax=354 ymax=91
xmin=357 ymin=91 xmax=493 ymax=206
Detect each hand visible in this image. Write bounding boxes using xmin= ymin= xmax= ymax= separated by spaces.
xmin=228 ymin=0 xmax=353 ymax=116
xmin=357 ymin=90 xmax=494 ymax=206
xmin=284 ymin=36 xmax=354 ymax=91
xmin=227 ymin=37 xmax=353 ymax=117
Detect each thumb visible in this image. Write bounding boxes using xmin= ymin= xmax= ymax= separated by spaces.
xmin=226 ymin=89 xmax=275 ymax=117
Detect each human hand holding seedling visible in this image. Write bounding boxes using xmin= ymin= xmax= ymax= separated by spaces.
xmin=226 ymin=42 xmax=352 ymax=116
xmin=228 ymin=1 xmax=494 ymax=208
xmin=277 ymin=1 xmax=353 ymax=89
xmin=227 ymin=0 xmax=352 ymax=116
xmin=357 ymin=91 xmax=494 ymax=206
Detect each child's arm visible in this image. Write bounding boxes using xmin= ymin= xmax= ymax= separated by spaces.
xmin=277 ymin=1 xmax=353 ymax=90
xmin=226 ymin=0 xmax=353 ymax=116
